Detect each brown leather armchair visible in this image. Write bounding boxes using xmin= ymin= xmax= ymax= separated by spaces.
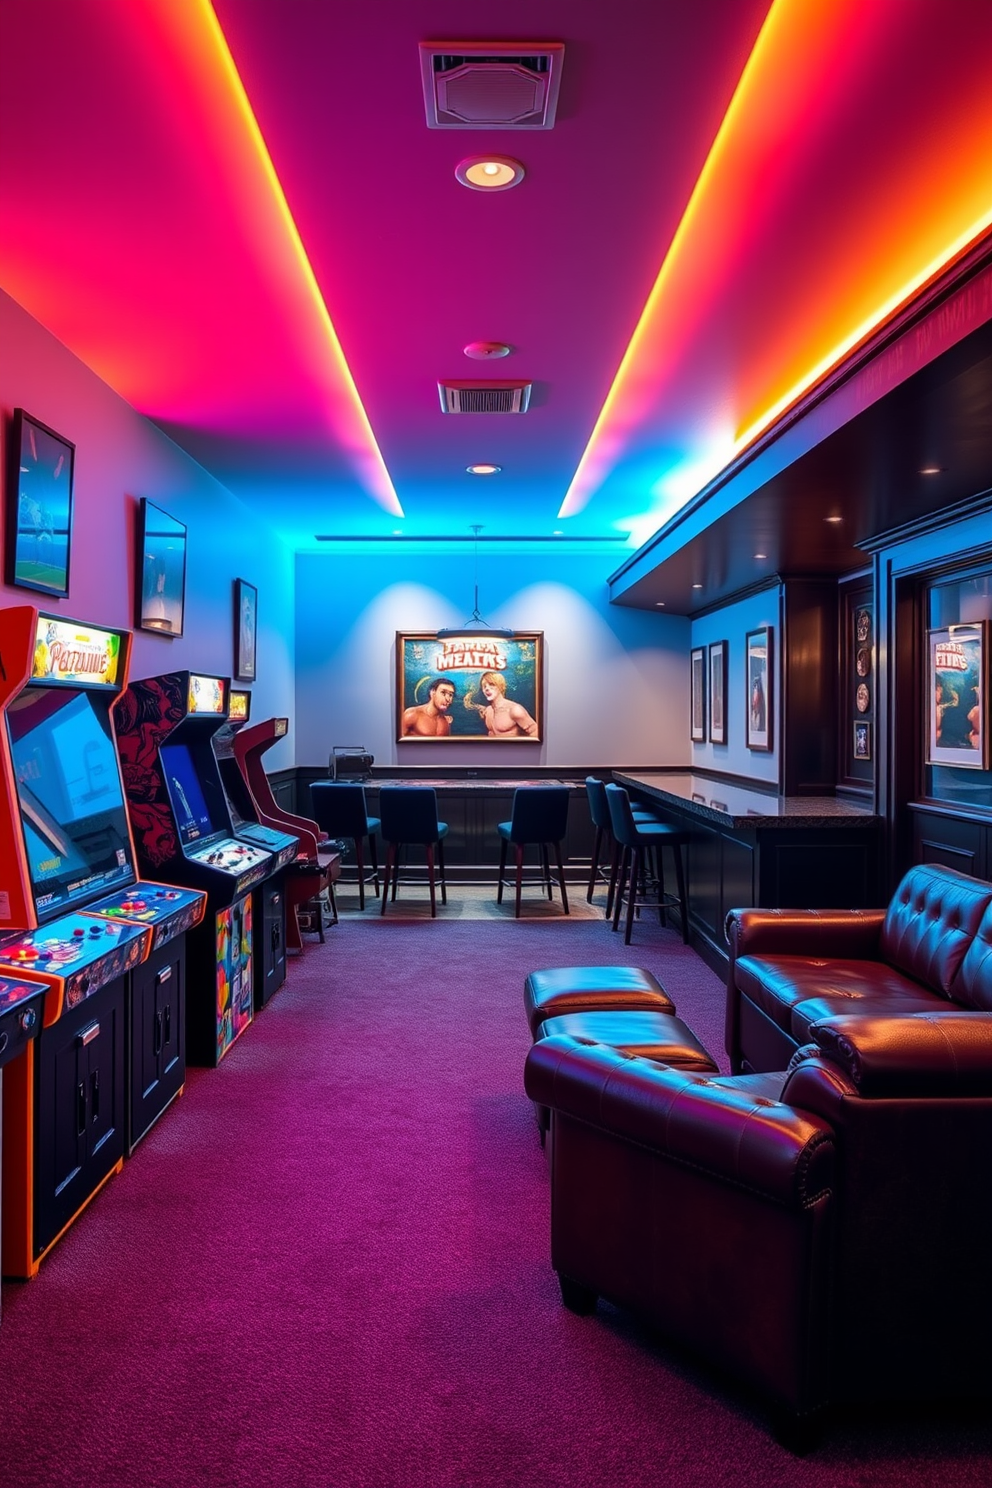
xmin=525 ymin=1009 xmax=992 ymax=1434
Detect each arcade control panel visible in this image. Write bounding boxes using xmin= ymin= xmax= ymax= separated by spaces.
xmin=88 ymin=882 xmax=206 ymax=950
xmin=0 ymin=915 xmax=151 ymax=1024
xmin=237 ymin=824 xmax=298 ymax=872
xmin=0 ymin=975 xmax=46 ymax=1069
xmin=187 ymin=836 xmax=271 ymax=896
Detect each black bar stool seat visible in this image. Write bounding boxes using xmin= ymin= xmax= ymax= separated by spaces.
xmin=605 ymin=782 xmax=689 ymax=945
xmin=584 ymin=777 xmax=660 ymax=919
xmin=310 ymin=781 xmax=380 ymax=910
xmin=496 ymin=786 xmax=570 ymax=917
xmin=378 ymin=787 xmax=448 ymax=917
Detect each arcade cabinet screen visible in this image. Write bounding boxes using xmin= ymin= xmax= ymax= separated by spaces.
xmin=6 ymin=687 xmax=135 ymax=917
xmin=159 ymin=743 xmax=216 ymax=848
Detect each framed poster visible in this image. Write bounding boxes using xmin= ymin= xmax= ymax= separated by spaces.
xmin=234 ymin=579 xmax=257 ymax=682
xmin=5 ymin=408 xmax=75 ymax=597
xmin=853 ymin=721 xmax=872 ymax=761
xmin=746 ymin=627 xmax=773 ymax=752
xmin=927 ymin=624 xmax=986 ymax=767
xmin=397 ymin=632 xmax=543 ymax=741
xmin=708 ymin=640 xmax=727 ymax=745
xmin=136 ymin=498 xmax=187 ymax=635
xmin=690 ymin=647 xmax=706 ymax=743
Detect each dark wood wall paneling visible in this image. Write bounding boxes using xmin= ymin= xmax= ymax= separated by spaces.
xmin=781 ymin=579 xmax=840 ymax=794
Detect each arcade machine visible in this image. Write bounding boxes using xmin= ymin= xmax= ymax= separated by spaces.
xmin=0 ymin=608 xmax=206 ymax=1279
xmin=232 ymin=715 xmax=340 ymax=947
xmin=0 ymin=975 xmax=46 ymax=1312
xmin=211 ymin=688 xmax=297 ymax=1007
xmin=114 ymin=670 xmax=273 ymax=1066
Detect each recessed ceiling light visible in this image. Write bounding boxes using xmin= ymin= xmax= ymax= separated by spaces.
xmin=825 ymin=515 xmax=843 ymax=523
xmin=656 ymin=602 xmax=665 ymax=607
xmin=920 ymin=466 xmax=945 ymax=475
xmin=456 ymin=156 xmax=525 ymax=191
xmin=464 ymin=341 xmax=511 ymax=360
xmin=692 ymin=583 xmax=703 ymax=589
xmin=754 ymin=552 xmax=767 ymax=559
xmin=466 ymin=463 xmax=501 ymax=475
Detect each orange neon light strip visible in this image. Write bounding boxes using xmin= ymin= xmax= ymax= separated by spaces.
xmin=560 ymin=0 xmax=992 ymax=523
xmin=198 ymin=0 xmax=403 ymax=516
xmin=558 ymin=0 xmax=787 ymax=520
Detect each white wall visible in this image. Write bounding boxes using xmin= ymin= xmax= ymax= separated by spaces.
xmin=0 ymin=290 xmax=297 ymax=766
xmin=690 ymin=585 xmax=781 ymax=786
xmin=294 ymin=547 xmax=691 ymax=769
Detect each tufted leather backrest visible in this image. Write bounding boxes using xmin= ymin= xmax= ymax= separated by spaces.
xmin=879 ymin=864 xmax=992 ymax=999
xmin=951 ymin=899 xmax=992 ymax=1010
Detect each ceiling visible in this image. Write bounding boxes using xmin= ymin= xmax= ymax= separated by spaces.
xmin=1 ymin=0 xmax=991 ymax=591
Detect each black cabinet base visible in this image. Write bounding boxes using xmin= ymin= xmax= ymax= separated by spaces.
xmin=34 ymin=977 xmax=126 ymax=1264
xmin=128 ymin=936 xmax=186 ymax=1153
xmin=254 ymin=879 xmax=287 ymax=1010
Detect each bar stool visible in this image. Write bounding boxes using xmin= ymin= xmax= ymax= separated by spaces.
xmin=496 ymin=786 xmax=570 ymax=917
xmin=378 ymin=787 xmax=448 ymax=917
xmin=309 ymin=781 xmax=380 ymax=910
xmin=584 ymin=776 xmax=659 ymax=919
xmin=605 ymin=782 xmax=689 ymax=945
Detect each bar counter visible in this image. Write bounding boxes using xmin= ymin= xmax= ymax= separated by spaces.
xmin=614 ymin=771 xmax=881 ymax=972
xmin=614 ymin=772 xmax=877 ymax=828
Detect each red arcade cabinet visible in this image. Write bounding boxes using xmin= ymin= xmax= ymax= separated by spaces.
xmin=212 ymin=688 xmax=298 ymax=1006
xmin=232 ymin=715 xmax=339 ymax=947
xmin=0 ymin=608 xmax=205 ymax=1278
xmin=114 ymin=670 xmax=273 ymax=1065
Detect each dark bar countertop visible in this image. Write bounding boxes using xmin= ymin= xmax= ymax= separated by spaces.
xmin=365 ymin=778 xmax=581 ymax=790
xmin=614 ymin=772 xmax=878 ymax=829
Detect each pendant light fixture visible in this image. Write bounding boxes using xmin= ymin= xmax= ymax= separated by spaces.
xmin=435 ymin=525 xmax=515 ymax=640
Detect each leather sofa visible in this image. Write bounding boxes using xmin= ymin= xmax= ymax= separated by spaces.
xmin=726 ymin=861 xmax=992 ymax=1074
xmin=525 ymin=1011 xmax=992 ymax=1430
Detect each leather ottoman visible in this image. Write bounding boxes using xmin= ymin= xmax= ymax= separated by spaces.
xmin=524 ymin=966 xmax=674 ymax=1039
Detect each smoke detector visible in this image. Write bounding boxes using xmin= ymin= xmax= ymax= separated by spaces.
xmin=420 ymin=42 xmax=564 ymax=130
xmin=438 ymin=380 xmax=532 ymax=414
xmin=464 ymin=342 xmax=512 ymax=360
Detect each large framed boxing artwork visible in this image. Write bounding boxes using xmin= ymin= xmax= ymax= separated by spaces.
xmin=396 ymin=632 xmax=543 ymax=742
xmin=5 ymin=408 xmax=75 ymax=597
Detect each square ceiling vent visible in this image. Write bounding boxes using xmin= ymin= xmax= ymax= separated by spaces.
xmin=420 ymin=41 xmax=564 ymax=129
xmin=438 ymin=380 xmax=533 ymax=414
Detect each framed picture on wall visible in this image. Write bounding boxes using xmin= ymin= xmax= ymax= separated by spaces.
xmin=234 ymin=578 xmax=258 ymax=682
xmin=708 ymin=640 xmax=727 ymax=745
xmin=690 ymin=647 xmax=706 ymax=743
xmin=745 ymin=627 xmax=773 ymax=751
xmin=927 ymin=623 xmax=986 ymax=767
xmin=5 ymin=408 xmax=75 ymax=597
xmin=853 ymin=721 xmax=872 ymax=761
xmin=136 ymin=498 xmax=187 ymax=635
xmin=396 ymin=631 xmax=543 ymax=742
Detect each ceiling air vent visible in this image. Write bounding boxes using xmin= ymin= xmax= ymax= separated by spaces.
xmin=420 ymin=42 xmax=564 ymax=130
xmin=438 ymin=380 xmax=533 ymax=414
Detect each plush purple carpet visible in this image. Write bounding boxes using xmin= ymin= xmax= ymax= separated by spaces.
xmin=0 ymin=915 xmax=990 ymax=1487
